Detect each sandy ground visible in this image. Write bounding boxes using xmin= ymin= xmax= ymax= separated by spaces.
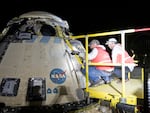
xmin=68 ymin=103 xmax=112 ymax=113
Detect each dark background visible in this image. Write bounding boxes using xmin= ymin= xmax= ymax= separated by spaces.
xmin=0 ymin=0 xmax=150 ymax=67
xmin=1 ymin=1 xmax=150 ymax=35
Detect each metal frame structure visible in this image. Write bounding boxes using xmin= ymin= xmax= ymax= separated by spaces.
xmin=71 ymin=27 xmax=150 ymax=112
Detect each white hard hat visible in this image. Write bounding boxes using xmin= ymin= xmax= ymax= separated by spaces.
xmin=105 ymin=38 xmax=117 ymax=45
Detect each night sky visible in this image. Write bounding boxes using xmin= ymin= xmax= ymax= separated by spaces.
xmin=1 ymin=1 xmax=150 ymax=35
xmin=0 ymin=0 xmax=150 ymax=67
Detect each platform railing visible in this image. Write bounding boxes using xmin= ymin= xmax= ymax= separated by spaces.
xmin=71 ymin=27 xmax=150 ymax=101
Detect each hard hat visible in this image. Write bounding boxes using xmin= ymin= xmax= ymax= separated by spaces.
xmin=105 ymin=38 xmax=117 ymax=45
xmin=89 ymin=39 xmax=100 ymax=46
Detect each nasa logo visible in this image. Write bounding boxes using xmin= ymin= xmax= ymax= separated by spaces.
xmin=50 ymin=68 xmax=66 ymax=84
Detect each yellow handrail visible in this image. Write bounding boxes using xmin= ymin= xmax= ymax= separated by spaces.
xmin=71 ymin=27 xmax=149 ymax=104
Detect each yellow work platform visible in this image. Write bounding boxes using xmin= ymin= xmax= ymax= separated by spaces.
xmin=88 ymin=78 xmax=143 ymax=99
